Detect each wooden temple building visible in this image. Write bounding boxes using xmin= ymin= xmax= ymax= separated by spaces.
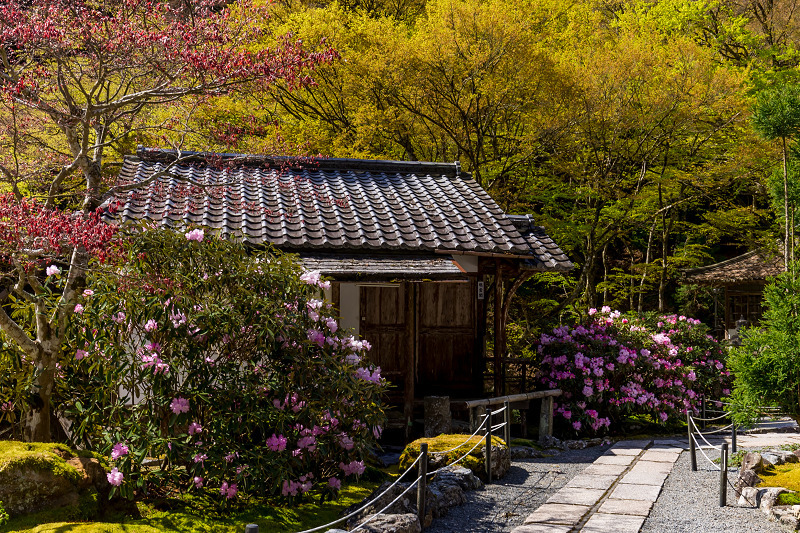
xmin=110 ymin=148 xmax=573 ymax=435
xmin=683 ymin=249 xmax=783 ymax=337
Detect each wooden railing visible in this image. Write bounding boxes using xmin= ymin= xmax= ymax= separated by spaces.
xmin=453 ymin=389 xmax=562 ymax=443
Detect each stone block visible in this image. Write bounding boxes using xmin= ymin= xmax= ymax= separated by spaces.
xmin=598 ymin=498 xmax=654 ymax=516
xmin=640 ymin=450 xmax=681 ymax=463
xmin=582 ymin=463 xmax=627 ymax=476
xmin=581 ymin=513 xmax=646 ymax=533
xmin=522 ymin=504 xmax=591 ymax=525
xmin=628 ymin=460 xmax=673 ymax=474
xmin=609 ymin=483 xmax=663 ymax=502
xmin=620 ymin=469 xmax=669 ymax=486
xmin=564 ymin=474 xmax=618 ymax=490
xmin=511 ymin=524 xmax=572 ymax=533
xmin=546 ymin=487 xmax=606 ymax=506
xmin=595 ymin=454 xmax=635 ymax=465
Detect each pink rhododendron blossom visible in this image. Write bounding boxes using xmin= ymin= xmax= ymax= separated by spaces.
xmin=339 ymin=460 xmax=366 ymax=476
xmin=193 ymin=476 xmax=204 ymax=488
xmin=111 ymin=442 xmax=129 ymax=460
xmin=282 ymin=479 xmax=302 ymax=496
xmin=112 ymin=312 xmax=126 ymax=324
xmin=267 ymin=433 xmax=288 ymax=452
xmin=185 ymin=229 xmax=204 ymax=242
xmin=107 ymin=467 xmax=124 ymax=486
xmin=220 ymin=481 xmax=238 ymax=498
xmin=193 ymin=453 xmax=207 ymax=463
xmin=300 ymin=270 xmax=321 ymax=285
xmin=83 ymin=289 xmax=94 ymax=297
xmin=326 ymin=317 xmax=338 ymax=332
xmin=338 ymin=434 xmax=354 ymax=450
xmin=355 ymin=367 xmax=381 ymax=382
xmin=170 ymin=397 xmax=190 ymax=414
xmin=46 ymin=265 xmax=60 ymax=276
xmin=572 ymin=421 xmax=582 ymax=430
xmin=73 ymin=304 xmax=84 ymax=314
xmin=75 ymin=349 xmax=88 ymax=360
xmin=328 ymin=477 xmax=342 ymax=489
xmin=188 ymin=422 xmax=203 ymax=435
xmin=144 ymin=319 xmax=158 ymax=332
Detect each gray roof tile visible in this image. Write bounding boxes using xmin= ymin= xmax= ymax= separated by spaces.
xmin=109 ymin=149 xmax=572 ymax=271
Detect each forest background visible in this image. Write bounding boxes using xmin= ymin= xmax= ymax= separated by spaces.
xmin=7 ymin=0 xmax=800 ymax=339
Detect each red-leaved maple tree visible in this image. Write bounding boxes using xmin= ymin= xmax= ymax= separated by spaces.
xmin=0 ymin=0 xmax=335 ymax=440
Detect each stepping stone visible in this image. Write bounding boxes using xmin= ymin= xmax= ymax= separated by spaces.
xmin=612 ymin=439 xmax=652 ymax=448
xmin=547 ymin=487 xmax=606 ymax=506
xmin=609 ymin=483 xmax=663 ymax=501
xmin=512 ymin=525 xmax=572 ymax=533
xmin=581 ymin=512 xmax=646 ymax=532
xmin=523 ymin=503 xmax=591 ymax=526
xmin=565 ymin=474 xmax=618 ymax=490
xmin=652 ymin=439 xmax=687 ymax=450
xmin=595 ymin=454 xmax=636 ymax=465
xmin=582 ymin=463 xmax=627 ymax=476
xmin=620 ymin=469 xmax=669 ymax=486
xmin=598 ymin=498 xmax=653 ymax=516
xmin=605 ymin=447 xmax=642 ymax=456
xmin=640 ymin=450 xmax=680 ymax=463
xmin=628 ymin=460 xmax=673 ymax=474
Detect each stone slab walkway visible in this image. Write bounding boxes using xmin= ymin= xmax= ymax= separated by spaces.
xmin=510 ymin=439 xmax=684 ymax=533
xmin=510 ymin=429 xmax=800 ymax=533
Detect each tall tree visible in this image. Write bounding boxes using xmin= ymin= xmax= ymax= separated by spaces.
xmin=0 ymin=0 xmax=331 ymax=441
xmin=752 ymin=83 xmax=800 ymax=270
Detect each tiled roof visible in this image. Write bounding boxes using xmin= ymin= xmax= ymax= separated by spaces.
xmin=683 ymin=249 xmax=784 ymax=284
xmin=110 ymin=149 xmax=572 ymax=271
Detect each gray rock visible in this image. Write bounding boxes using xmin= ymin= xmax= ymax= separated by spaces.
xmin=738 ymin=486 xmax=760 ymax=507
xmin=480 ymin=444 xmax=510 ymax=481
xmin=742 ymin=452 xmax=766 ymax=474
xmin=759 ymin=487 xmax=790 ymax=515
xmin=766 ymin=450 xmax=799 ymax=464
xmin=510 ymin=446 xmax=544 ymax=459
xmin=355 ymin=513 xmax=422 ymax=533
xmin=428 ymin=478 xmax=465 ymax=517
xmin=344 ymin=481 xmax=425 ymax=528
xmin=433 ymin=466 xmax=483 ymax=491
xmin=734 ymin=468 xmax=762 ymax=497
xmin=775 ymin=506 xmax=800 ymax=529
xmin=761 ymin=452 xmax=783 ymax=466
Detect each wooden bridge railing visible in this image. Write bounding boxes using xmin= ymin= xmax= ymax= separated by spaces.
xmin=453 ymin=389 xmax=562 ymax=443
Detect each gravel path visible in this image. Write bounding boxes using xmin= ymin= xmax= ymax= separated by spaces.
xmin=426 ymin=442 xmax=788 ymax=533
xmin=642 ymin=449 xmax=784 ymax=533
xmin=426 ymin=446 xmax=609 ymax=532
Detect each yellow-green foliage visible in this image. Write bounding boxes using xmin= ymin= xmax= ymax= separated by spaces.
xmin=398 ymin=434 xmax=506 ymax=474
xmin=0 ymin=441 xmax=81 ymax=486
xmin=758 ymin=462 xmax=800 ymax=505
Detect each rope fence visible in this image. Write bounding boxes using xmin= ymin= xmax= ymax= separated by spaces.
xmin=284 ymin=402 xmax=513 ymax=533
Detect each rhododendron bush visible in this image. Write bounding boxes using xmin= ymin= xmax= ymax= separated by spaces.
xmin=537 ymin=308 xmax=729 ymax=435
xmin=60 ymin=228 xmax=385 ymax=501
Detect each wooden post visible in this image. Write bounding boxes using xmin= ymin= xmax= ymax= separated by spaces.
xmin=701 ymin=397 xmax=707 ymax=430
xmin=493 ymin=264 xmax=503 ymax=396
xmin=539 ymin=395 xmax=554 ymax=444
xmin=720 ymin=443 xmax=728 ymax=507
xmin=244 ymin=525 xmax=258 ymax=533
xmin=688 ymin=412 xmax=697 ymax=472
xmin=417 ymin=443 xmax=428 ymax=522
xmin=504 ymin=400 xmax=511 ymax=445
xmin=485 ymin=406 xmax=492 ymax=484
xmin=732 ymin=424 xmax=737 ymax=453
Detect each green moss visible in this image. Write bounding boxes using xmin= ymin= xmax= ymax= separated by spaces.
xmin=510 ymin=438 xmax=542 ymax=450
xmin=759 ymin=462 xmax=800 ymax=492
xmin=0 ymin=441 xmax=81 ymax=486
xmin=0 ymin=481 xmax=380 ymax=533
xmin=778 ymin=492 xmax=800 ymax=506
xmin=67 ymin=489 xmax=100 ymax=521
xmin=398 ymin=434 xmax=506 ymax=475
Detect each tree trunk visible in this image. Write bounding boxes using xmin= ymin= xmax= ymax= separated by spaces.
xmin=784 ymin=136 xmax=790 ymax=272
xmin=23 ymin=355 xmax=56 ymax=442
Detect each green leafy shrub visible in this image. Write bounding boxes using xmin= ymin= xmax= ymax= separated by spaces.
xmin=60 ymin=227 xmax=386 ymax=502
xmin=729 ymin=270 xmax=800 ymax=424
xmin=0 ymin=500 xmax=8 ymax=526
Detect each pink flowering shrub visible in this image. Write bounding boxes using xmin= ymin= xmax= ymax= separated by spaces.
xmin=538 ymin=308 xmax=728 ymax=435
xmin=61 ymin=228 xmax=385 ymax=502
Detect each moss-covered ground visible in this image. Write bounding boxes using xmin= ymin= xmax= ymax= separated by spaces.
xmin=758 ymin=461 xmax=800 ymax=505
xmin=0 ymin=480 xmax=380 ymax=533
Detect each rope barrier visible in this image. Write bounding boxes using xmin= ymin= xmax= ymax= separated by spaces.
xmin=491 ymin=406 xmax=506 ymax=416
xmin=691 ymin=434 xmax=721 ymax=470
xmin=293 ymin=454 xmax=423 ymax=533
xmin=431 ymin=416 xmax=488 ymax=455
xmin=690 ymin=417 xmax=723 ymax=451
xmin=696 ymin=423 xmax=734 ymax=435
xmin=351 ymin=477 xmax=421 ymax=532
xmin=429 ymin=433 xmax=491 ymax=476
xmin=691 ymin=412 xmax=730 ymax=422
xmin=491 ymin=422 xmax=506 ymax=432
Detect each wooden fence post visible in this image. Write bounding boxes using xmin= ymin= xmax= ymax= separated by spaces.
xmin=504 ymin=399 xmax=511 ymax=446
xmin=485 ymin=406 xmax=492 ymax=484
xmin=417 ymin=443 xmax=428 ymax=523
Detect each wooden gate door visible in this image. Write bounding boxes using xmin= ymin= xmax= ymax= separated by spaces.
xmin=359 ymin=284 xmax=413 ymax=436
xmin=417 ymin=281 xmax=478 ymax=397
